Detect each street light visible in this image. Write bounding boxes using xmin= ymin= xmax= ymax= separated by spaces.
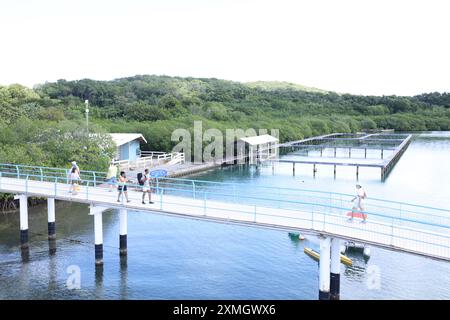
xmin=85 ymin=99 xmax=89 ymax=133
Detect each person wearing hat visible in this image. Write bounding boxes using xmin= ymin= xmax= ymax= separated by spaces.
xmin=350 ymin=184 xmax=367 ymax=222
xmin=71 ymin=161 xmax=80 ymax=175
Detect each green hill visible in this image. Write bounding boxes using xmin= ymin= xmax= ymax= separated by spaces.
xmin=0 ymin=74 xmax=449 ymax=172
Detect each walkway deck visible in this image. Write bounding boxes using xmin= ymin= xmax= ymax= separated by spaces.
xmin=1 ymin=175 xmax=449 ymax=261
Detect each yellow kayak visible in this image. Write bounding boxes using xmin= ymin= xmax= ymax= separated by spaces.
xmin=304 ymin=247 xmax=353 ymax=266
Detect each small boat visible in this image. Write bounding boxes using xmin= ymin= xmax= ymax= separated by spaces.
xmin=288 ymin=232 xmax=305 ymax=240
xmin=304 ymin=247 xmax=353 ymax=266
xmin=340 ymin=241 xmax=371 ymax=258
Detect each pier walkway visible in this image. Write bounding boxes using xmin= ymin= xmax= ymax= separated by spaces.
xmin=0 ymin=163 xmax=449 ymax=262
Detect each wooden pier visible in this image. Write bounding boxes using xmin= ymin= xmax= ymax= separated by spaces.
xmin=274 ymin=133 xmax=412 ymax=179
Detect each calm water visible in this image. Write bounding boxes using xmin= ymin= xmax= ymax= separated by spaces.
xmin=1 ymin=132 xmax=450 ymax=299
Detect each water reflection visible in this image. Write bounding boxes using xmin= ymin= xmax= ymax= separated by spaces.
xmin=48 ymin=255 xmax=57 ymax=291
xmin=48 ymin=239 xmax=57 ymax=255
xmin=95 ymin=264 xmax=103 ymax=298
xmin=21 ymin=247 xmax=30 ymax=263
xmin=120 ymin=256 xmax=128 ymax=299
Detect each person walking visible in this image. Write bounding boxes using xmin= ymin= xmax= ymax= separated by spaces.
xmin=349 ymin=184 xmax=367 ymax=223
xmin=68 ymin=167 xmax=81 ymax=195
xmin=117 ymin=171 xmax=131 ymax=203
xmin=68 ymin=161 xmax=81 ymax=193
xmin=71 ymin=161 xmax=80 ymax=175
xmin=106 ymin=161 xmax=118 ymax=192
xmin=141 ymin=169 xmax=154 ymax=204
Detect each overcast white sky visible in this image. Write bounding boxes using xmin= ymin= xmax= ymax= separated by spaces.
xmin=0 ymin=0 xmax=449 ymax=96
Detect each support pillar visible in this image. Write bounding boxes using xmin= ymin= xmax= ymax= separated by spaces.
xmin=349 ymin=148 xmax=351 ymax=158
xmin=381 ymin=149 xmax=384 ymax=159
xmin=47 ymin=198 xmax=56 ymax=240
xmin=94 ymin=210 xmax=103 ymax=265
xmin=320 ymin=148 xmax=323 ymax=157
xmin=293 ymin=163 xmax=295 ymax=176
xmin=334 ymin=148 xmax=336 ymax=157
xmin=333 ymin=165 xmax=336 ymax=178
xmin=364 ymin=148 xmax=367 ymax=158
xmin=119 ymin=209 xmax=128 ymax=256
xmin=319 ymin=237 xmax=331 ymax=300
xmin=356 ymin=166 xmax=359 ymax=179
xmin=330 ymin=238 xmax=341 ymax=300
xmin=19 ymin=194 xmax=29 ymax=249
xmin=313 ymin=164 xmax=316 ymax=177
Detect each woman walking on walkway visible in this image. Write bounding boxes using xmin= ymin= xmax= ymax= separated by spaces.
xmin=117 ymin=171 xmax=131 ymax=203
xmin=68 ymin=167 xmax=81 ymax=195
xmin=106 ymin=161 xmax=118 ymax=192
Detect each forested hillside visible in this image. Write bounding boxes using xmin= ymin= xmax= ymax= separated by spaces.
xmin=1 ymin=74 xmax=450 ymax=170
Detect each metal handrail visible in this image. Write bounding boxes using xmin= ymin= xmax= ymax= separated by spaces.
xmin=2 ymin=166 xmax=449 ymax=258
xmin=1 ymin=168 xmax=450 ymax=228
xmin=1 ymin=162 xmax=450 ymax=215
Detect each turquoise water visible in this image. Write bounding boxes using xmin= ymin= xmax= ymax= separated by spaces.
xmin=0 ymin=132 xmax=449 ymax=299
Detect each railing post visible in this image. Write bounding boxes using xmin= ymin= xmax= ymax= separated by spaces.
xmin=40 ymin=168 xmax=43 ymax=182
xmin=0 ymin=172 xmax=2 ymax=189
xmin=16 ymin=165 xmax=20 ymax=179
xmin=54 ymin=178 xmax=57 ymax=196
xmin=278 ymin=188 xmax=281 ymax=208
xmin=156 ymin=178 xmax=159 ymax=195
xmin=390 ymin=217 xmax=395 ymax=246
xmin=93 ymin=172 xmax=97 ymax=187
xmin=86 ymin=182 xmax=89 ymax=200
xmin=192 ymin=181 xmax=196 ymax=200
xmin=25 ymin=175 xmax=29 ymax=193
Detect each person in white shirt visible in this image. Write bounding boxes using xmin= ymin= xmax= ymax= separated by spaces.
xmin=68 ymin=167 xmax=81 ymax=195
xmin=350 ymin=184 xmax=367 ymax=223
xmin=141 ymin=169 xmax=154 ymax=204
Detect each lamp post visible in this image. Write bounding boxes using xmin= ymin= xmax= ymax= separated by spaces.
xmin=85 ymin=99 xmax=89 ymax=133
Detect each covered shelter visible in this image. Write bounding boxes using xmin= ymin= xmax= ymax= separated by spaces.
xmin=110 ymin=133 xmax=147 ymax=161
xmin=240 ymin=134 xmax=279 ymax=164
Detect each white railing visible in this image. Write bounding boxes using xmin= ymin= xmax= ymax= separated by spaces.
xmin=140 ymin=151 xmax=167 ymax=158
xmin=167 ymin=152 xmax=185 ymax=165
xmin=113 ymin=152 xmax=185 ymax=170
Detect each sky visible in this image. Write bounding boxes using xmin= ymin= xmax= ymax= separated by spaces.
xmin=0 ymin=0 xmax=449 ymax=96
